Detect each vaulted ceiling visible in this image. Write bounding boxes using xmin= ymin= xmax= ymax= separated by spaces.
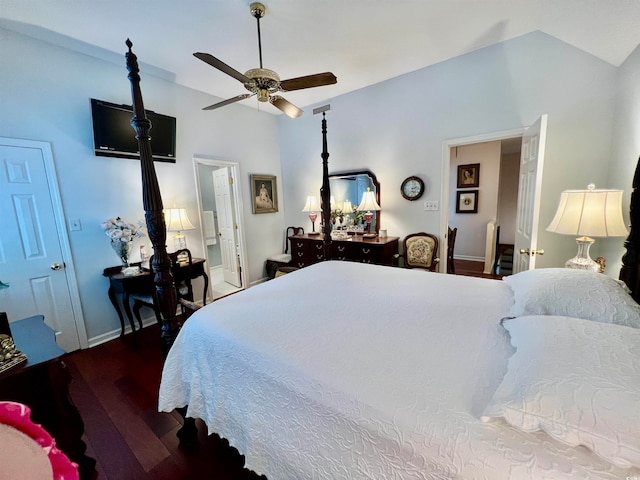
xmin=4 ymin=1 xmax=640 ymax=113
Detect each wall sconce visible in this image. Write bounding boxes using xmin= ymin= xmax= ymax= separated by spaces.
xmin=302 ymin=194 xmax=321 ymax=234
xmin=546 ymin=184 xmax=628 ymax=272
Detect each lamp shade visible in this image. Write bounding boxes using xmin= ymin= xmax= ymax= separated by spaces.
xmin=546 ymin=187 xmax=628 ymax=238
xmin=164 ymin=208 xmax=196 ymax=232
xmin=356 ymin=188 xmax=381 ymax=212
xmin=302 ymin=194 xmax=321 ymax=213
xmin=342 ymin=200 xmax=353 ymax=213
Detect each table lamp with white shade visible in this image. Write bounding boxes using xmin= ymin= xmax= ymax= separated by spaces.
xmin=302 ymin=194 xmax=321 ymax=234
xmin=546 ymin=184 xmax=628 ymax=272
xmin=356 ymin=187 xmax=381 ymax=234
xmin=164 ymin=207 xmax=196 ymax=251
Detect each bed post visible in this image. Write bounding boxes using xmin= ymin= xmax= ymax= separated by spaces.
xmin=620 ymin=156 xmax=640 ymax=302
xmin=125 ymin=40 xmax=179 ymax=352
xmin=320 ymin=111 xmax=332 ymax=248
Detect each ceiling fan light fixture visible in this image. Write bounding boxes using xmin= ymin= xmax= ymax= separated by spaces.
xmin=257 ymin=89 xmax=270 ymax=102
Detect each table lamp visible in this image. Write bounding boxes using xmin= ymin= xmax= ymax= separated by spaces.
xmin=546 ymin=184 xmax=628 ymax=272
xmin=164 ymin=208 xmax=196 ymax=251
xmin=356 ymin=187 xmax=381 ymax=234
xmin=302 ymin=194 xmax=321 ymax=234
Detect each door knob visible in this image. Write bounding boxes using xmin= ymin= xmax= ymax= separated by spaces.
xmin=519 ymin=249 xmax=544 ymax=256
xmin=50 ymin=263 xmax=63 ymax=271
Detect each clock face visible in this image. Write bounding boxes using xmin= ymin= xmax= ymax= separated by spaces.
xmin=401 ymin=176 xmax=424 ymax=201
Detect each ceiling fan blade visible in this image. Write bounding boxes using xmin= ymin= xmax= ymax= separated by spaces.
xmin=203 ymin=94 xmax=253 ymax=111
xmin=193 ymin=52 xmax=251 ymax=84
xmin=279 ymin=72 xmax=337 ymax=92
xmin=270 ymin=96 xmax=303 ymax=118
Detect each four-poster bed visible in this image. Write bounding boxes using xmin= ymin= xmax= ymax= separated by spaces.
xmin=125 ymin=42 xmax=640 ymax=479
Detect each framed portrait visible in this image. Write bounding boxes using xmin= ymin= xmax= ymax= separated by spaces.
xmin=456 ymin=190 xmax=478 ymax=214
xmin=251 ymin=174 xmax=278 ymax=214
xmin=457 ymin=163 xmax=480 ymax=188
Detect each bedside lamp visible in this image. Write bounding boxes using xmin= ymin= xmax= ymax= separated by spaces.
xmin=356 ymin=187 xmax=381 ymax=233
xmin=302 ymin=194 xmax=321 ymax=233
xmin=164 ymin=208 xmax=196 ymax=251
xmin=546 ymin=184 xmax=628 ymax=272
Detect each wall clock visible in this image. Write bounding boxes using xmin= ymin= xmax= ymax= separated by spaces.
xmin=401 ymin=176 xmax=425 ymax=201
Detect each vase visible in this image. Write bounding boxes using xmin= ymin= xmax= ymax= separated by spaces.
xmin=111 ymin=240 xmax=133 ymax=269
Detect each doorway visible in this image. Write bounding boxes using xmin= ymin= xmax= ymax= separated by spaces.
xmin=193 ymin=156 xmax=247 ymax=301
xmin=441 ymin=129 xmax=524 ymax=277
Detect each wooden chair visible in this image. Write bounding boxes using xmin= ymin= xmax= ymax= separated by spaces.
xmin=395 ymin=233 xmax=440 ymax=272
xmin=266 ymin=226 xmax=304 ymax=279
xmin=447 ymin=227 xmax=457 ymax=274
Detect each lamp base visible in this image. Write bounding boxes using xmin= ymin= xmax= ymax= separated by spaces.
xmin=565 ymin=236 xmax=599 ymax=272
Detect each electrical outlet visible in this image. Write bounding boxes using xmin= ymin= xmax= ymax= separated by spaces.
xmin=69 ymin=218 xmax=82 ymax=231
xmin=423 ymin=201 xmax=439 ymax=211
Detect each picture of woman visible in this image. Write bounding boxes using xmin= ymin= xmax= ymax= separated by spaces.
xmin=255 ymin=182 xmax=273 ymax=210
xmin=457 ymin=163 xmax=480 ymax=188
xmin=251 ymin=175 xmax=278 ymax=213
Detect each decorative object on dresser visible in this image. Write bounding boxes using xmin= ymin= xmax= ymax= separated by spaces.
xmin=356 ymin=187 xmax=381 ymax=236
xmin=394 ymin=232 xmax=440 ymax=271
xmin=101 ymin=216 xmax=146 ymax=274
xmin=164 ymin=207 xmax=196 ymax=252
xmin=289 ymin=233 xmax=399 ymax=268
xmin=302 ymin=193 xmax=321 ymax=234
xmin=456 ymin=189 xmax=478 ymax=214
xmin=457 ymin=163 xmax=480 ymax=188
xmin=401 ymin=175 xmax=425 ymax=201
xmin=547 ymin=184 xmax=628 ymax=272
xmin=251 ymin=174 xmax=278 ymax=213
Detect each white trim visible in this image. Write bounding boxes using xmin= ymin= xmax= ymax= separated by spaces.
xmin=440 ymin=127 xmax=525 ymax=274
xmin=0 ymin=136 xmax=88 ymax=349
xmin=192 ymin=155 xmax=248 ymax=295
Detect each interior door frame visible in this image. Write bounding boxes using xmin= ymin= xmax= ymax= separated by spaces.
xmin=192 ymin=155 xmax=248 ymax=295
xmin=0 ymin=136 xmax=88 ymax=349
xmin=440 ymin=127 xmax=525 ymax=274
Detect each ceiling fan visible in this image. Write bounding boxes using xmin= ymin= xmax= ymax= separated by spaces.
xmin=194 ymin=2 xmax=337 ymax=118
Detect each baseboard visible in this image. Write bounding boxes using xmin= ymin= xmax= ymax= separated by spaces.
xmin=87 ymin=313 xmax=159 ymax=348
xmin=454 ymin=255 xmax=485 ymax=263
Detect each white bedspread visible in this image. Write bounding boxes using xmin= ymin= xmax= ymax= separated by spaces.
xmin=159 ymin=261 xmax=635 ymax=479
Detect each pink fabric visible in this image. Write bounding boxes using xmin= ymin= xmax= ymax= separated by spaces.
xmin=0 ymin=401 xmax=79 ymax=480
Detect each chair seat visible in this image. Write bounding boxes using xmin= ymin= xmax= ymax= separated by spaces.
xmin=266 ymin=253 xmax=292 ymax=263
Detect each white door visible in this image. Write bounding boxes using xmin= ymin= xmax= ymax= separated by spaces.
xmin=212 ymin=167 xmax=241 ymax=287
xmin=513 ymin=115 xmax=548 ymax=273
xmin=0 ymin=138 xmax=85 ymax=351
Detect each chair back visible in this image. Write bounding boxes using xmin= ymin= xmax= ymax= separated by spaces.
xmin=403 ymin=233 xmax=439 ymax=271
xmin=447 ymin=227 xmax=457 ymax=274
xmin=285 ymin=226 xmax=304 ymax=253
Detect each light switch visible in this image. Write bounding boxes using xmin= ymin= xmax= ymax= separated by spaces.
xmin=423 ymin=201 xmax=439 ymax=211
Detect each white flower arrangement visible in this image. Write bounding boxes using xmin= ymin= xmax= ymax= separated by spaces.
xmin=101 ymin=217 xmax=145 ymax=266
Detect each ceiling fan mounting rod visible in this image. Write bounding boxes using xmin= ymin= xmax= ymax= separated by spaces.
xmin=251 ymin=2 xmax=266 ymax=69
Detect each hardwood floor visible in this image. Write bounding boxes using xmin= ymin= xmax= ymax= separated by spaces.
xmin=65 ymin=323 xmax=264 ymax=480
xmin=451 ymin=258 xmax=504 ymax=280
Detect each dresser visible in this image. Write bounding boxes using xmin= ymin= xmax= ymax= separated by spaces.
xmin=289 ymin=234 xmax=399 ymax=268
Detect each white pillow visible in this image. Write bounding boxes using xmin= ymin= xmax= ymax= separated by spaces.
xmin=503 ymin=268 xmax=640 ymax=328
xmin=482 ymin=315 xmax=640 ymax=469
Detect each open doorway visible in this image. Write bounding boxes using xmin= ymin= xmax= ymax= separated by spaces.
xmin=441 ymin=131 xmax=524 ymax=278
xmin=193 ymin=156 xmax=247 ymax=301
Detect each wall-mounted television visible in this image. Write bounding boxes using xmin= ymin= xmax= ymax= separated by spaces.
xmin=90 ymin=98 xmax=177 ymax=163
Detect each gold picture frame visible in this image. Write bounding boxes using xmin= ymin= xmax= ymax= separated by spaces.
xmin=251 ymin=174 xmax=278 ymax=214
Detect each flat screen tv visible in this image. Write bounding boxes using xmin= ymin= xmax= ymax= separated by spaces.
xmin=90 ymin=98 xmax=176 ymax=163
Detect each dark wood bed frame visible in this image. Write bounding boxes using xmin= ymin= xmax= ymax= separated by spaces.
xmin=124 ymin=39 xmax=640 ymax=467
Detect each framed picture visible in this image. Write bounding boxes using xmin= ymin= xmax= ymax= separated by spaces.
xmin=456 ymin=190 xmax=478 ymax=214
xmin=457 ymin=163 xmax=480 ymax=188
xmin=251 ymin=174 xmax=278 ymax=214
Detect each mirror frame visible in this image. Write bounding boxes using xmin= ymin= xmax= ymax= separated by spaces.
xmin=328 ymin=169 xmax=381 ymax=234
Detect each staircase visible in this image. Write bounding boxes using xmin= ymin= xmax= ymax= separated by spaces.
xmin=495 ymin=244 xmax=514 ymax=276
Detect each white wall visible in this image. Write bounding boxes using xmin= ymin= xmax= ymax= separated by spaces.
xmin=0 ymin=27 xmax=283 ymax=343
xmin=278 ymin=31 xmax=618 ymax=272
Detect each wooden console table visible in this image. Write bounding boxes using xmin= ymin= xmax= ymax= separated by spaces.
xmin=289 ymin=234 xmax=399 ymax=268
xmin=0 ymin=315 xmax=96 ymax=479
xmin=103 ymin=258 xmax=208 ymax=336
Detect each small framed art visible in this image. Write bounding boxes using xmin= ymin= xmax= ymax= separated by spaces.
xmin=251 ymin=174 xmax=278 ymax=214
xmin=456 ymin=190 xmax=478 ymax=214
xmin=457 ymin=163 xmax=480 ymax=188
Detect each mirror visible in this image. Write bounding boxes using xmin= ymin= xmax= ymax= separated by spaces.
xmin=328 ymin=170 xmax=380 ymax=234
